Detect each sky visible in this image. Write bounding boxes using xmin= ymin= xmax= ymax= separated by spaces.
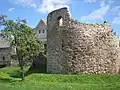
xmin=0 ymin=0 xmax=120 ymax=35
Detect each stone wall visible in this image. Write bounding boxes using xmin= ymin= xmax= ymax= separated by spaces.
xmin=47 ymin=7 xmax=120 ymax=74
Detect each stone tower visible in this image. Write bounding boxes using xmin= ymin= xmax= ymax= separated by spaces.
xmin=47 ymin=7 xmax=71 ymax=74
xmin=47 ymin=7 xmax=120 ymax=74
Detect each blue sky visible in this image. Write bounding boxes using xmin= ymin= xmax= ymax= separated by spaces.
xmin=0 ymin=0 xmax=120 ymax=35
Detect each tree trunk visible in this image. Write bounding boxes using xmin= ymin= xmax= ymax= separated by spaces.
xmin=20 ymin=60 xmax=24 ymax=81
xmin=16 ymin=48 xmax=25 ymax=80
xmin=15 ymin=38 xmax=25 ymax=80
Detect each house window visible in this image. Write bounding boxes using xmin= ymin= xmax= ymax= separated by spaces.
xmin=42 ymin=29 xmax=45 ymax=33
xmin=39 ymin=30 xmax=41 ymax=34
xmin=57 ymin=16 xmax=63 ymax=26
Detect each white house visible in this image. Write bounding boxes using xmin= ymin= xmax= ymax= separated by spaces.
xmin=35 ymin=19 xmax=47 ymax=44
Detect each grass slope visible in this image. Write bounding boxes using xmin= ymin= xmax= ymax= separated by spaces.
xmin=0 ymin=67 xmax=120 ymax=90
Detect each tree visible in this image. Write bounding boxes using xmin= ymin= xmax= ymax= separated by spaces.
xmin=0 ymin=15 xmax=44 ymax=80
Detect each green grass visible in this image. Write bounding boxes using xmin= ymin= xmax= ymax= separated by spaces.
xmin=0 ymin=67 xmax=120 ymax=90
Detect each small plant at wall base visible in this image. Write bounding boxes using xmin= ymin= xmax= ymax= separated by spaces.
xmin=0 ymin=15 xmax=44 ymax=80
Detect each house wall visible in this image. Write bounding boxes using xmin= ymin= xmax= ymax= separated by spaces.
xmin=0 ymin=48 xmax=11 ymax=65
xmin=0 ymin=32 xmax=11 ymax=65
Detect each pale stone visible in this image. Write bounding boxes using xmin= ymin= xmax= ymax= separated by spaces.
xmin=47 ymin=7 xmax=120 ymax=74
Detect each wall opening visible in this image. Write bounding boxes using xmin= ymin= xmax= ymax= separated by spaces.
xmin=57 ymin=16 xmax=63 ymax=26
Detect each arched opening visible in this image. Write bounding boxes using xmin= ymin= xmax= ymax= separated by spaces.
xmin=57 ymin=16 xmax=63 ymax=26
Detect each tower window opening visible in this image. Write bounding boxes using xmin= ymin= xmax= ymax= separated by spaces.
xmin=58 ymin=16 xmax=63 ymax=26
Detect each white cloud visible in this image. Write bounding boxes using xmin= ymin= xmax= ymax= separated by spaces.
xmin=99 ymin=0 xmax=120 ymax=25
xmin=110 ymin=5 xmax=120 ymax=24
xmin=100 ymin=0 xmax=106 ymax=7
xmin=80 ymin=0 xmax=117 ymax=23
xmin=9 ymin=0 xmax=37 ymax=8
xmin=112 ymin=15 xmax=120 ymax=24
xmin=80 ymin=4 xmax=109 ymax=22
xmin=110 ymin=5 xmax=120 ymax=16
xmin=107 ymin=0 xmax=114 ymax=5
xmin=9 ymin=0 xmax=70 ymax=14
xmin=37 ymin=0 xmax=70 ymax=13
xmin=29 ymin=4 xmax=37 ymax=8
xmin=84 ymin=0 xmax=96 ymax=3
xmin=101 ymin=0 xmax=114 ymax=5
xmin=8 ymin=8 xmax=15 ymax=11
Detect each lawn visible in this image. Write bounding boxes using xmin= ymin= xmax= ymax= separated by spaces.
xmin=0 ymin=67 xmax=120 ymax=90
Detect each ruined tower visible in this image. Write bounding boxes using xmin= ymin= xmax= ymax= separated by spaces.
xmin=47 ymin=7 xmax=120 ymax=74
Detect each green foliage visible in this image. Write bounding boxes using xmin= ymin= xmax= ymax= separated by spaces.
xmin=1 ymin=16 xmax=44 ymax=61
xmin=0 ymin=15 xmax=44 ymax=80
xmin=0 ymin=67 xmax=120 ymax=90
xmin=25 ymin=74 xmax=120 ymax=84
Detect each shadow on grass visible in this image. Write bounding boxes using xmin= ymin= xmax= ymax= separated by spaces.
xmin=10 ymin=70 xmax=22 ymax=78
xmin=2 ymin=54 xmax=47 ymax=78
xmin=0 ymin=78 xmax=12 ymax=83
xmin=25 ymin=52 xmax=47 ymax=76
xmin=9 ymin=64 xmax=47 ymax=78
xmin=25 ymin=64 xmax=47 ymax=76
xmin=0 ymin=77 xmax=19 ymax=83
xmin=9 ymin=53 xmax=47 ymax=78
